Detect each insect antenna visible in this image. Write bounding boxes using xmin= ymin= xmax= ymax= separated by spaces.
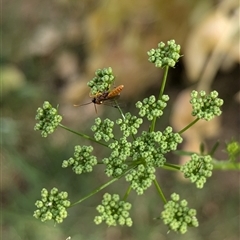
xmin=74 ymin=101 xmax=98 ymax=113
xmin=73 ymin=102 xmax=93 ymax=107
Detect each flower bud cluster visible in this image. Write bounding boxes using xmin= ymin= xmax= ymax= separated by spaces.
xmin=131 ymin=127 xmax=182 ymax=159
xmin=116 ymin=112 xmax=143 ymax=137
xmin=34 ymin=101 xmax=62 ymax=137
xmin=180 ymin=154 xmax=213 ymax=189
xmin=136 ymin=95 xmax=169 ymax=120
xmin=161 ymin=193 xmax=199 ymax=234
xmin=131 ymin=131 xmax=167 ymax=166
xmin=103 ymin=137 xmax=131 ymax=177
xmin=94 ymin=193 xmax=133 ymax=227
xmin=126 ymin=128 xmax=182 ymax=194
xmin=147 ymin=40 xmax=181 ymax=68
xmin=161 ymin=126 xmax=183 ymax=153
xmin=190 ymin=90 xmax=224 ymax=121
xmin=91 ymin=117 xmax=115 ymax=142
xmin=62 ymin=145 xmax=97 ymax=174
xmin=126 ymin=164 xmax=156 ymax=195
xmin=226 ymin=140 xmax=240 ymax=162
xmin=33 ymin=188 xmax=70 ymax=223
xmin=87 ymin=67 xmax=115 ymax=95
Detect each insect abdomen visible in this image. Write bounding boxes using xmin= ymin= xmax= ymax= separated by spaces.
xmin=107 ymin=85 xmax=124 ymax=98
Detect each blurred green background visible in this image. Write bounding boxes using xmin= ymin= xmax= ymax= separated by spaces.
xmin=2 ymin=0 xmax=239 ymax=239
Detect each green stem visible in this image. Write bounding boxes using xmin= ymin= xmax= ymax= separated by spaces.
xmin=70 ymin=178 xmax=118 ymax=207
xmin=150 ymin=66 xmax=169 ymax=132
xmin=163 ymin=162 xmax=181 ymax=171
xmin=209 ymin=141 xmax=220 ymax=156
xmin=158 ymin=66 xmax=169 ymax=100
xmin=173 ymin=150 xmax=197 ymax=156
xmin=153 ymin=179 xmax=167 ymax=204
xmin=178 ymin=118 xmax=200 ymax=134
xmin=114 ymin=100 xmax=125 ymax=120
xmin=59 ymin=124 xmax=108 ymax=147
xmin=123 ymin=185 xmax=132 ymax=201
xmin=212 ymin=160 xmax=240 ymax=170
xmin=70 ymin=168 xmax=133 ymax=207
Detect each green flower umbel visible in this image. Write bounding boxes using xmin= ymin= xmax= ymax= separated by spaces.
xmin=91 ymin=117 xmax=115 ymax=142
xmin=161 ymin=193 xmax=199 ymax=234
xmin=226 ymin=140 xmax=240 ymax=162
xmin=33 ymin=188 xmax=70 ymax=224
xmin=87 ymin=67 xmax=115 ymax=95
xmin=126 ymin=128 xmax=182 ymax=195
xmin=180 ymin=154 xmax=213 ymax=189
xmin=136 ymin=95 xmax=169 ymax=121
xmin=34 ymin=101 xmax=62 ymax=137
xmin=147 ymin=40 xmax=181 ymax=68
xmin=62 ymin=145 xmax=98 ymax=174
xmin=94 ymin=193 xmax=133 ymax=227
xmin=116 ymin=112 xmax=143 ymax=137
xmin=190 ymin=90 xmax=224 ymax=121
xmin=103 ymin=137 xmax=131 ymax=177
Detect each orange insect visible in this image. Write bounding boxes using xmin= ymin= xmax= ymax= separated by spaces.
xmin=74 ymin=85 xmax=124 ymax=112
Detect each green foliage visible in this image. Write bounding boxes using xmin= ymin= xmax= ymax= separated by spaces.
xmin=33 ymin=40 xmax=238 ymax=234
